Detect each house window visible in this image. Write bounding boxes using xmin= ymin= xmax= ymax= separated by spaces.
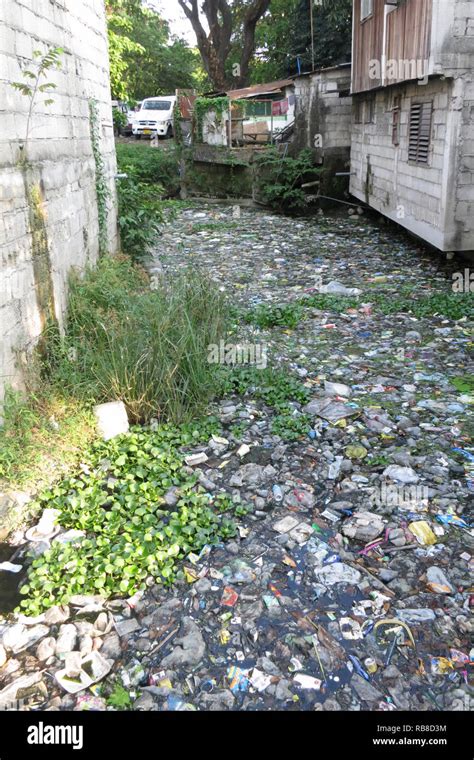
xmin=354 ymin=100 xmax=363 ymax=123
xmin=364 ymin=96 xmax=375 ymax=123
xmin=361 ymin=0 xmax=374 ymax=20
xmin=392 ymin=96 xmax=401 ymax=145
xmin=408 ymin=101 xmax=432 ymax=163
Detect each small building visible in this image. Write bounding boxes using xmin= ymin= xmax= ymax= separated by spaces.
xmin=350 ymin=0 xmax=474 ymax=253
xmin=292 ymin=64 xmax=352 ymax=172
xmin=192 ymin=79 xmax=296 ymax=148
xmin=227 ymin=79 xmax=296 ymax=144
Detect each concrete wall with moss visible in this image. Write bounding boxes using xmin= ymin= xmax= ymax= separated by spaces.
xmin=0 ymin=0 xmax=118 ymax=415
xmin=292 ymin=65 xmax=352 ymax=166
xmin=184 ymin=146 xmax=255 ymax=199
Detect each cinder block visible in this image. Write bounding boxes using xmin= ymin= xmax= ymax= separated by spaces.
xmin=1 ymin=0 xmax=118 ymax=401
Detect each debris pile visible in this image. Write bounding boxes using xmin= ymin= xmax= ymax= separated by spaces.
xmin=0 ymin=206 xmax=472 ymax=711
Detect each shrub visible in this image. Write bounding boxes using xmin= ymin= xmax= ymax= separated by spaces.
xmin=374 ymin=292 xmax=474 ymax=320
xmin=112 ymin=109 xmax=127 ymax=135
xmin=116 ymin=178 xmax=165 ymax=261
xmin=244 ymin=302 xmax=304 ymax=329
xmin=115 ymin=142 xmax=180 ymax=194
xmin=115 ymin=143 xmax=181 ymax=261
xmin=44 ymin=256 xmax=228 ymax=425
xmin=271 ymin=410 xmax=312 ymax=441
xmin=255 ymin=148 xmax=319 ymax=214
xmin=219 ymin=366 xmax=310 ymax=410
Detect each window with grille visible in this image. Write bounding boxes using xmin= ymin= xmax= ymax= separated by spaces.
xmin=408 ymin=101 xmax=432 ymax=164
xmin=392 ymin=96 xmax=401 ymax=146
xmin=364 ymin=96 xmax=375 ymax=124
xmin=361 ymin=0 xmax=374 ymax=20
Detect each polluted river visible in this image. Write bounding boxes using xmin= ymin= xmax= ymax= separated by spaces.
xmin=0 ymin=205 xmax=472 ymax=712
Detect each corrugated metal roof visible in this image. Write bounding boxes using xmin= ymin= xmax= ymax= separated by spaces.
xmin=226 ymin=78 xmax=295 ymax=100
xmin=293 ymin=62 xmax=352 ymax=79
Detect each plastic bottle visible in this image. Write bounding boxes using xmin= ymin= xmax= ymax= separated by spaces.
xmin=272 ymin=485 xmax=283 ymax=502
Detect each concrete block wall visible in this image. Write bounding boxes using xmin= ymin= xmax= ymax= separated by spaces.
xmin=455 ymin=74 xmax=474 ymax=246
xmin=432 ymin=0 xmax=474 ymax=73
xmin=0 ymin=0 xmax=118 ymax=414
xmin=450 ymin=0 xmax=474 ymax=247
xmin=293 ymin=66 xmax=352 ymax=162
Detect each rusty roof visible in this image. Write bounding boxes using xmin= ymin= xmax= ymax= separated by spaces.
xmin=226 ymin=78 xmax=295 ymax=100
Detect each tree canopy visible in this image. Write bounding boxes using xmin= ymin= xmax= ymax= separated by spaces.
xmin=249 ymin=0 xmax=352 ymax=83
xmin=105 ymin=0 xmax=353 ymax=99
xmin=106 ymin=0 xmax=199 ymax=101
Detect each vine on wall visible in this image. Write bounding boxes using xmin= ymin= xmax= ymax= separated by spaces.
xmin=193 ymin=97 xmax=230 ymax=143
xmin=173 ymin=101 xmax=184 ymax=145
xmin=89 ymin=99 xmax=110 ymax=256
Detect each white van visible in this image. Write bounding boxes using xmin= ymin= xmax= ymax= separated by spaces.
xmin=132 ymin=96 xmax=176 ymax=139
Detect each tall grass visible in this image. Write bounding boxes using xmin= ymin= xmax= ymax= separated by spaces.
xmin=0 ymin=387 xmax=95 ymax=488
xmin=44 ymin=256 xmax=228 ymax=424
xmin=115 ymin=142 xmax=180 ymax=192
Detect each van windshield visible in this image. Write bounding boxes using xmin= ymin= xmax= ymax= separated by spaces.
xmin=143 ymin=100 xmax=171 ymax=110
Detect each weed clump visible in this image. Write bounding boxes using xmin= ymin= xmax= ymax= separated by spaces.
xmin=18 ymin=421 xmax=239 ymax=615
xmin=43 ymin=256 xmax=228 ymax=425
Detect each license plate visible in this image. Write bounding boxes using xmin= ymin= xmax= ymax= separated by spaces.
xmin=143 ymin=129 xmax=152 ymax=135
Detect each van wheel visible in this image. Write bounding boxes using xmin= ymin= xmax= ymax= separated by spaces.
xmin=134 ymin=134 xmax=141 ymax=140
xmin=166 ymin=125 xmax=173 ymax=139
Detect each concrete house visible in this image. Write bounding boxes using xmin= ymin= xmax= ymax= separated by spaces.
xmin=350 ymin=0 xmax=474 ymax=253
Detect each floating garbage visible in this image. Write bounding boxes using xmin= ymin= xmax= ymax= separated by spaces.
xmin=293 ymin=674 xmax=322 ymax=690
xmin=227 ymin=666 xmax=250 ymax=694
xmin=25 ymin=509 xmax=61 ymax=542
xmin=0 ymin=562 xmax=22 ymax=573
xmin=55 ymin=651 xmax=113 ymax=694
xmin=318 ymin=280 xmax=361 ymax=296
xmin=2 ymin=204 xmax=472 ymax=715
xmin=408 ymin=520 xmax=437 ymax=546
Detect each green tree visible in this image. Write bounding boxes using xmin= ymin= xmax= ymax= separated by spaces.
xmin=251 ymin=0 xmax=299 ymax=82
xmin=106 ymin=0 xmax=144 ymax=99
xmin=106 ymin=0 xmax=198 ymax=101
xmin=292 ymin=0 xmax=352 ymax=74
xmin=124 ymin=10 xmax=200 ymax=100
xmin=246 ymin=0 xmax=352 ymax=83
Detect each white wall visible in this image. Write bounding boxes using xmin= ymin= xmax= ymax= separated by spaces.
xmin=202 ymin=109 xmax=229 ymax=146
xmin=0 ymin=0 xmax=118 ymax=414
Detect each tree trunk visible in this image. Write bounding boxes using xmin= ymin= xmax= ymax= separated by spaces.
xmin=178 ymin=0 xmax=270 ymax=91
